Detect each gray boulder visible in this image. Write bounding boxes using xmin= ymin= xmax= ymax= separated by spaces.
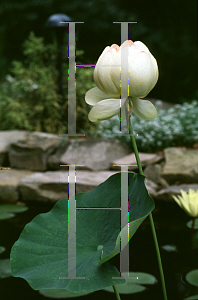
xmin=112 ymin=152 xmax=163 ymax=171
xmin=161 ymin=147 xmax=198 ymax=184
xmin=9 ymin=131 xmax=62 ymax=171
xmin=48 ymin=138 xmax=131 ymax=171
xmin=0 ymin=130 xmax=27 ymax=166
xmin=18 ymin=170 xmax=120 ymax=203
xmin=154 ymin=183 xmax=198 ymax=202
xmin=0 ymin=169 xmax=34 ymax=203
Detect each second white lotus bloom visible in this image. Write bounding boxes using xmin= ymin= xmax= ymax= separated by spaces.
xmin=172 ymin=189 xmax=198 ymax=218
xmin=85 ymin=40 xmax=159 ymax=122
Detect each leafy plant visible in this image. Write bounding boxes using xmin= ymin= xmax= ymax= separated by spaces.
xmin=0 ymin=32 xmax=96 ymax=135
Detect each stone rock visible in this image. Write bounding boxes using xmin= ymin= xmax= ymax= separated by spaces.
xmin=161 ymin=147 xmax=198 ymax=184
xmin=9 ymin=131 xmax=62 ymax=171
xmin=18 ymin=170 xmax=120 ymax=203
xmin=1 ymin=130 xmax=197 ymax=205
xmin=112 ymin=152 xmax=163 ymax=170
xmin=0 ymin=130 xmax=27 ymax=166
xmin=144 ymin=163 xmax=169 ymax=189
xmin=158 ymin=177 xmax=170 ymax=189
xmin=144 ymin=164 xmax=162 ymax=184
xmin=0 ymin=169 xmax=34 ymax=203
xmin=17 ymin=169 xmax=158 ymax=203
xmin=48 ymin=138 xmax=131 ymax=171
xmin=145 ymin=178 xmax=158 ymax=198
xmin=154 ymin=183 xmax=198 ymax=202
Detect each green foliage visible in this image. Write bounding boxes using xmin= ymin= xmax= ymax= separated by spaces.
xmin=93 ymin=100 xmax=198 ymax=153
xmin=0 ymin=32 xmax=96 ymax=134
xmin=0 ymin=0 xmax=196 ymax=102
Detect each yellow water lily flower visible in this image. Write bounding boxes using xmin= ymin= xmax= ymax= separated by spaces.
xmin=85 ymin=40 xmax=159 ymax=122
xmin=172 ymin=189 xmax=198 ymax=217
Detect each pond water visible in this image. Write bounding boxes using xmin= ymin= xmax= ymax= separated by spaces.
xmin=1 ymin=200 xmax=198 ymax=300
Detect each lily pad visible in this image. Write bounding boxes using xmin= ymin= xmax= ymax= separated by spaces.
xmin=186 ymin=269 xmax=198 ymax=287
xmin=184 ymin=296 xmax=198 ymax=300
xmin=104 ymin=283 xmax=145 ymax=294
xmin=39 ymin=289 xmax=94 ymax=298
xmin=0 ymin=203 xmax=28 ymax=220
xmin=0 ymin=211 xmax=15 ymax=220
xmin=0 ymin=203 xmax=28 ymax=213
xmin=103 ymin=272 xmax=156 ymax=294
xmin=161 ymin=244 xmax=177 ymax=252
xmin=187 ymin=218 xmax=198 ymax=229
xmin=10 ymin=172 xmax=154 ymax=293
xmin=0 ymin=259 xmax=12 ymax=278
xmin=0 ymin=246 xmax=5 ymax=254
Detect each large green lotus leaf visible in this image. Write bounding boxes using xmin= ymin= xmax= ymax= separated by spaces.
xmin=184 ymin=296 xmax=198 ymax=300
xmin=98 ymin=173 xmax=154 ymax=264
xmin=10 ymin=172 xmax=154 ymax=293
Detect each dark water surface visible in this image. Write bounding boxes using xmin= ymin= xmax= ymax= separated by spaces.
xmin=1 ymin=200 xmax=198 ymax=300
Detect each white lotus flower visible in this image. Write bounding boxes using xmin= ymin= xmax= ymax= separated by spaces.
xmin=172 ymin=189 xmax=198 ymax=217
xmin=85 ymin=40 xmax=159 ymax=122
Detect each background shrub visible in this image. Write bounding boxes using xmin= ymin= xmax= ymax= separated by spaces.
xmin=0 ymin=32 xmax=96 ymax=135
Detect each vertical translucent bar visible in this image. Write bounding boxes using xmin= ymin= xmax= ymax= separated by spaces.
xmin=120 ymin=23 xmax=129 ymax=134
xmin=68 ymin=22 xmax=76 ymax=136
xmin=120 ymin=166 xmax=129 ymax=273
xmin=112 ymin=21 xmax=137 ymax=138
xmin=112 ymin=164 xmax=138 ymax=280
xmin=67 ymin=165 xmax=76 ymax=278
xmin=59 ymin=21 xmax=84 ymax=137
xmin=59 ymin=165 xmax=85 ymax=279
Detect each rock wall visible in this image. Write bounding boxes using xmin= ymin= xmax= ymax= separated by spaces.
xmin=0 ymin=130 xmax=198 ymax=204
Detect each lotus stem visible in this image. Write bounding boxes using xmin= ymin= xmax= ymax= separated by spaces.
xmin=129 ymin=116 xmax=168 ymax=300
xmin=112 ymin=285 xmax=121 ymax=300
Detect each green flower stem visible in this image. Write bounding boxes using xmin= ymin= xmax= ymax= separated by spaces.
xmin=129 ymin=116 xmax=168 ymax=300
xmin=191 ymin=217 xmax=195 ymax=248
xmin=112 ymin=285 xmax=121 ymax=300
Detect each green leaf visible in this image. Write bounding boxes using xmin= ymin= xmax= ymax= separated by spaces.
xmin=98 ymin=173 xmax=154 ymax=264
xmin=10 ymin=172 xmax=154 ymax=293
xmin=0 ymin=203 xmax=28 ymax=213
xmin=104 ymin=272 xmax=157 ymax=294
xmin=184 ymin=295 xmax=198 ymax=300
xmin=186 ymin=269 xmax=198 ymax=287
xmin=39 ymin=289 xmax=94 ymax=298
xmin=0 ymin=211 xmax=15 ymax=220
xmin=161 ymin=244 xmax=177 ymax=252
xmin=125 ymin=272 xmax=157 ymax=285
xmin=0 ymin=204 xmax=28 ymax=220
xmin=103 ymin=271 xmax=156 ymax=294
xmin=187 ymin=218 xmax=198 ymax=229
xmin=0 ymin=259 xmax=12 ymax=278
xmin=104 ymin=284 xmax=145 ymax=294
xmin=0 ymin=246 xmax=5 ymax=254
